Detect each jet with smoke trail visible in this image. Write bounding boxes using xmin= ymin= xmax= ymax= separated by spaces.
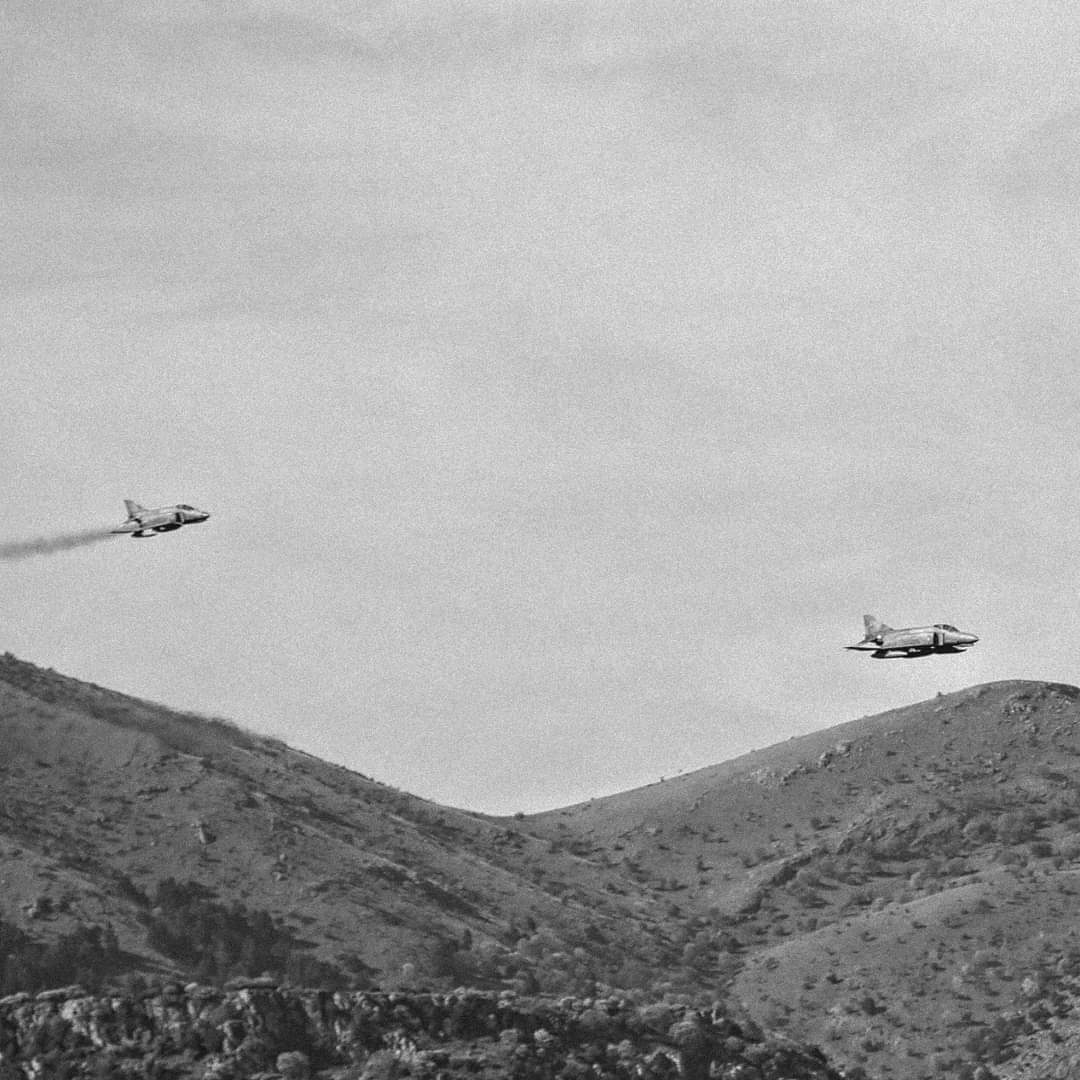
xmin=2 ymin=499 xmax=210 ymax=560
xmin=0 ymin=529 xmax=117 ymax=562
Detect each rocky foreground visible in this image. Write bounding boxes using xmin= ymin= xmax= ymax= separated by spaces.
xmin=0 ymin=983 xmax=847 ymax=1079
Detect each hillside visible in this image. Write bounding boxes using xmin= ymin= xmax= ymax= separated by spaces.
xmin=6 ymin=656 xmax=1080 ymax=1078
xmin=529 ymin=680 xmax=1080 ymax=1079
xmin=0 ymin=652 xmax=669 ymax=988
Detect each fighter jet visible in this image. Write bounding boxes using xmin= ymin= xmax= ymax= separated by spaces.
xmin=112 ymin=500 xmax=210 ymax=538
xmin=845 ymin=615 xmax=978 ymax=658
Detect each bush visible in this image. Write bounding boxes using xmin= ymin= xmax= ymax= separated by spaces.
xmin=962 ymin=817 xmax=996 ymax=844
xmin=141 ymin=879 xmax=350 ymax=987
xmin=996 ymin=812 xmax=1038 ymax=845
xmin=0 ymin=920 xmax=124 ymax=994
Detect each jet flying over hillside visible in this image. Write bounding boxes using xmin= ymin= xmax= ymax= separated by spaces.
xmin=112 ymin=500 xmax=210 ymax=538
xmin=845 ymin=615 xmax=978 ymax=658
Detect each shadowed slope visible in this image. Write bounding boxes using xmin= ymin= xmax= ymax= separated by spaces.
xmin=522 ymin=680 xmax=1080 ymax=1079
xmin=0 ymin=652 xmax=666 ymax=986
xmin=6 ymin=655 xmax=1080 ymax=1078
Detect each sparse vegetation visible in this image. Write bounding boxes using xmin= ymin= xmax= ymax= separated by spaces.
xmin=8 ymin=657 xmax=1080 ymax=1076
xmin=0 ymin=919 xmax=124 ymax=994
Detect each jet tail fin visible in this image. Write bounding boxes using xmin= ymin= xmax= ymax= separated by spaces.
xmin=123 ymin=500 xmax=146 ymax=520
xmin=862 ymin=615 xmax=892 ymax=640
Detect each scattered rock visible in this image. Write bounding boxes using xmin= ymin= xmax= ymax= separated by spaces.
xmin=0 ymin=985 xmax=845 ymax=1080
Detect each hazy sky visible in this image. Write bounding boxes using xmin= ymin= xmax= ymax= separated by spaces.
xmin=4 ymin=0 xmax=1080 ymax=813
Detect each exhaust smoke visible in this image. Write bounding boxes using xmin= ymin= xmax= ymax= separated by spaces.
xmin=0 ymin=529 xmax=117 ymax=562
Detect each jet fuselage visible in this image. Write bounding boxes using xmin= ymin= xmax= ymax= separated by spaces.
xmin=112 ymin=502 xmax=210 ymax=538
xmin=846 ymin=617 xmax=978 ymax=659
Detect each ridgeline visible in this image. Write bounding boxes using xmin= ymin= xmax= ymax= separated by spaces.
xmin=6 ymin=653 xmax=1080 ymax=1077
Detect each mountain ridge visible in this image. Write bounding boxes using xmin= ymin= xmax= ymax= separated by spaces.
xmin=5 ymin=654 xmax=1080 ymax=1078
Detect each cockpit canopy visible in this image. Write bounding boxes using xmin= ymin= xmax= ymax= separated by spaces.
xmin=933 ymin=624 xmax=958 ymax=632
xmin=177 ymin=504 xmax=194 ymax=510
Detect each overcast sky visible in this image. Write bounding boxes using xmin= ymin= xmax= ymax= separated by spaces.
xmin=4 ymin=0 xmax=1080 ymax=813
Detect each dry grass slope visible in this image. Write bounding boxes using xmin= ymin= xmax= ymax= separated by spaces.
xmin=5 ymin=654 xmax=1080 ymax=1079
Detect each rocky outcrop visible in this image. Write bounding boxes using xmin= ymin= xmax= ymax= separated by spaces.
xmin=0 ymin=983 xmax=847 ymax=1079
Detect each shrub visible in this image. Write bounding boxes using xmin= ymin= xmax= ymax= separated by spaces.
xmin=141 ymin=878 xmax=350 ymax=987
xmin=996 ymin=811 xmax=1038 ymax=845
xmin=962 ymin=816 xmax=996 ymax=844
xmin=0 ymin=920 xmax=124 ymax=994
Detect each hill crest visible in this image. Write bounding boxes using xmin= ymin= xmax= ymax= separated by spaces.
xmin=5 ymin=654 xmax=1080 ymax=1078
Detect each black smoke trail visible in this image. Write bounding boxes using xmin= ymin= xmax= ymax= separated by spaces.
xmin=0 ymin=529 xmax=117 ymax=561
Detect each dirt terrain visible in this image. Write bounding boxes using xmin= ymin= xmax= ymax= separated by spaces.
xmin=5 ymin=653 xmax=1080 ymax=1077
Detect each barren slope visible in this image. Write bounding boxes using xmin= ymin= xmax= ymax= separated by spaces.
xmin=7 ymin=654 xmax=1080 ymax=1079
xmin=0 ymin=653 xmax=666 ymax=984
xmin=526 ymin=680 xmax=1080 ymax=1078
